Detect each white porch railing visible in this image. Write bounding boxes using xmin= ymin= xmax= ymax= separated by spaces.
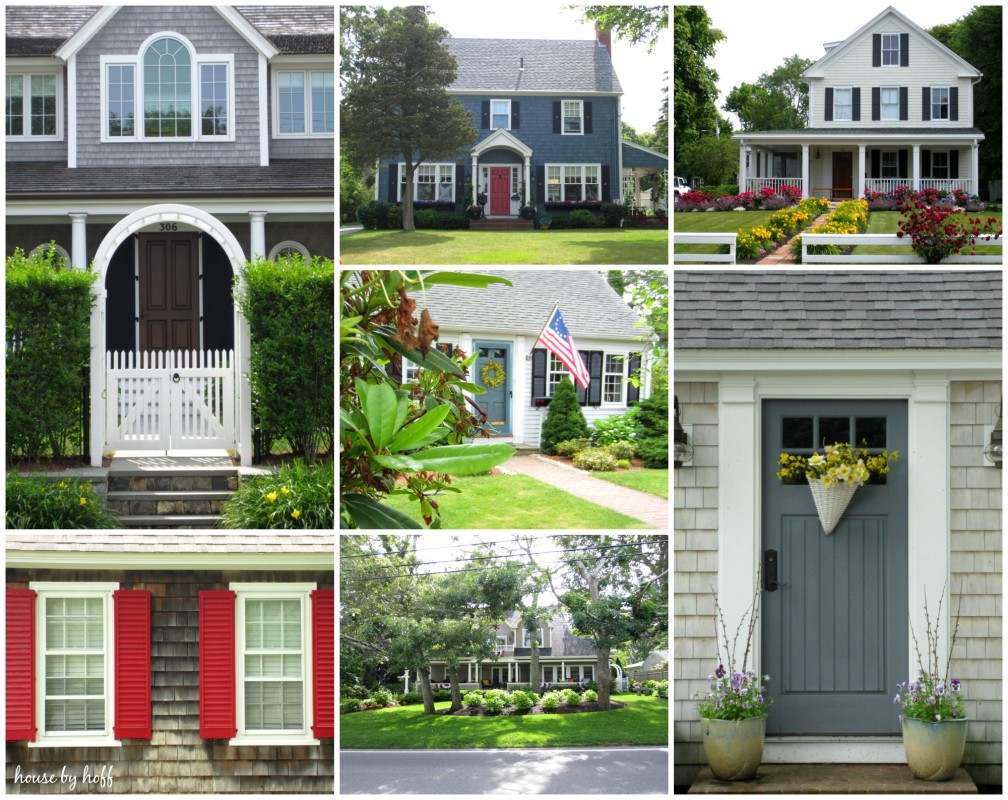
xmin=864 ymin=179 xmax=909 ymax=194
xmin=744 ymin=177 xmax=800 ymax=194
xmin=673 ymin=233 xmax=737 ymax=264
xmin=802 ymin=233 xmax=1002 ymax=264
xmin=919 ymin=179 xmax=973 ymax=193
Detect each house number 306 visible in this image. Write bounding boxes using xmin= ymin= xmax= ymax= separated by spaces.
xmin=159 ymin=223 xmax=178 ymax=232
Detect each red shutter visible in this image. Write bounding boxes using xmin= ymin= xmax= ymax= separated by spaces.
xmin=114 ymin=589 xmax=151 ymax=739
xmin=311 ymin=589 xmax=335 ymax=739
xmin=6 ymin=589 xmax=36 ymax=742
xmin=199 ymin=590 xmax=236 ymax=738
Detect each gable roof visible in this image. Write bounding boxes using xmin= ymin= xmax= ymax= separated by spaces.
xmin=443 ymin=38 xmax=622 ymax=95
xmin=422 ymin=271 xmax=643 ymax=341
xmin=674 ymin=271 xmax=1002 ymax=350
xmin=502 ymin=612 xmax=596 ymax=657
xmin=802 ymin=6 xmax=982 ymax=80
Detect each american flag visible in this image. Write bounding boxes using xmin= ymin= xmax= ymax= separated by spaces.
xmin=537 ymin=305 xmax=590 ymax=390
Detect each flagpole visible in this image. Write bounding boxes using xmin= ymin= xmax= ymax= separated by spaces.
xmin=531 ymin=301 xmax=560 ymax=356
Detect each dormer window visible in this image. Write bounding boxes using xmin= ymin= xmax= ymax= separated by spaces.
xmin=881 ymin=33 xmax=900 ymax=65
xmin=143 ymin=37 xmax=192 ymax=137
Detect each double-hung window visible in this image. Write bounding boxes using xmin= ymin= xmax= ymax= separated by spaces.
xmin=931 ymin=87 xmax=950 ymax=120
xmin=931 ymin=151 xmax=948 ymax=180
xmin=603 ymin=354 xmax=626 ymax=404
xmin=546 ymin=164 xmax=602 ymax=202
xmin=833 ymin=88 xmax=852 ymax=121
xmin=398 ymin=162 xmax=455 ymax=203
xmin=547 ymin=353 xmax=568 ymax=395
xmin=6 ymin=72 xmax=61 ymax=139
xmin=881 ymin=33 xmax=900 ymax=65
xmin=275 ymin=68 xmax=334 ymax=136
xmin=881 ymin=87 xmax=899 ymax=121
xmin=562 ymin=100 xmax=583 ymax=134
xmin=564 ymin=166 xmax=582 ymax=201
xmin=522 ymin=628 xmax=543 ymax=648
xmin=491 ymin=98 xmax=510 ymax=129
xmin=882 ymin=151 xmax=899 ymax=178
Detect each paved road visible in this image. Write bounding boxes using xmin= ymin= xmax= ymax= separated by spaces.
xmin=340 ymin=747 xmax=668 ymax=794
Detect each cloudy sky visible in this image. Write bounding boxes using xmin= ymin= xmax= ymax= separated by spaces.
xmin=339 ymin=1 xmax=669 ymax=133
xmin=698 ymin=0 xmax=990 ymax=130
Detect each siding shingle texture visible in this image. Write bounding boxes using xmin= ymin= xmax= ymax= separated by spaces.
xmin=674 ymin=271 xmax=1002 ymax=350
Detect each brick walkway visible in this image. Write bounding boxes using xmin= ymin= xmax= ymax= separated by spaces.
xmin=754 ymin=211 xmax=832 ymax=265
xmin=689 ymin=764 xmax=977 ymax=793
xmin=499 ymin=454 xmax=668 ymax=527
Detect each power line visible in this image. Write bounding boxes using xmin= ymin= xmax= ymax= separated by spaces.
xmin=338 ymin=533 xmax=565 ymax=560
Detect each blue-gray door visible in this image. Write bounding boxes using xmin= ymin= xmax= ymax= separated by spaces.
xmin=761 ymin=399 xmax=907 ymax=735
xmin=473 ymin=341 xmax=511 ymax=435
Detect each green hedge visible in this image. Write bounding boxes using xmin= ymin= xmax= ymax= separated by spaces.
xmin=6 ymin=246 xmax=97 ymax=461
xmin=236 ymin=255 xmax=334 ymax=463
xmin=6 ymin=475 xmax=119 ymax=529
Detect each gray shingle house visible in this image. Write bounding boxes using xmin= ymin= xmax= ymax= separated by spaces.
xmin=674 ymin=271 xmax=1002 ymax=788
xmin=416 ymin=270 xmax=652 ymax=447
xmin=5 ymin=5 xmax=334 ymax=466
xmin=6 ymin=533 xmax=334 ymax=794
xmin=373 ymin=29 xmax=668 ymax=217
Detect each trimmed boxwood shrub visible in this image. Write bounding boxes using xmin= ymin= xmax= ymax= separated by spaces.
xmin=562 ymin=688 xmax=582 ymax=706
xmin=236 ymin=254 xmax=334 ymax=463
xmin=583 ymin=689 xmax=598 ymax=702
xmin=540 ymin=378 xmax=590 ymax=454
xmin=511 ymin=690 xmax=536 ymax=710
xmin=635 ymin=393 xmax=669 ymax=468
xmin=6 ymin=475 xmax=119 ymax=529
xmin=413 ymin=209 xmax=468 ymax=230
xmin=569 ymin=209 xmax=603 ymax=228
xmin=6 ymin=246 xmax=97 ymax=462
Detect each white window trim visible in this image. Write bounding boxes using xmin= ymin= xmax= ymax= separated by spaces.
xmin=6 ymin=69 xmax=64 ymax=141
xmin=880 ymin=86 xmax=900 ymax=121
xmin=267 ymin=240 xmax=310 ymax=260
xmin=546 ymin=352 xmax=567 ymax=396
xmin=29 ymin=582 xmax=121 ymax=749
xmin=832 ymin=86 xmax=853 ymax=122
xmin=397 ymin=162 xmax=456 ymax=204
xmin=561 ymin=99 xmax=584 ymax=136
xmin=931 ymin=86 xmax=951 ymax=121
xmin=229 ymin=582 xmax=319 ymax=747
xmin=881 ymin=32 xmax=901 ymax=67
xmin=602 ymin=352 xmax=628 ymax=406
xmin=270 ymin=64 xmax=334 ymax=139
xmin=544 ymin=163 xmax=602 ymax=203
xmin=490 ymin=97 xmax=511 ymax=130
xmin=29 ymin=243 xmax=71 ymax=267
xmin=99 ymin=32 xmax=235 ymax=143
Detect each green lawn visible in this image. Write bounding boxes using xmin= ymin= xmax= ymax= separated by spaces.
xmin=381 ymin=474 xmax=653 ymax=529
xmin=851 ymin=210 xmax=1002 ymax=258
xmin=591 ymin=469 xmax=668 ymax=498
xmin=339 ymin=228 xmax=669 ymax=265
xmin=673 ymin=211 xmax=778 ymax=255
xmin=340 ymin=694 xmax=668 ymax=749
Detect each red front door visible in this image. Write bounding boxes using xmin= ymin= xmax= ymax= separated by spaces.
xmin=490 ymin=168 xmax=511 ymax=215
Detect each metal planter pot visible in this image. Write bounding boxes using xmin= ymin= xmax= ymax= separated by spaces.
xmin=902 ymin=717 xmax=968 ymax=781
xmin=700 ymin=715 xmax=767 ymax=781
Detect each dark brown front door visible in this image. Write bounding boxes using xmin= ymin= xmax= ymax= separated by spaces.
xmin=832 ymin=152 xmax=853 ymax=199
xmin=139 ymin=233 xmax=199 ymax=352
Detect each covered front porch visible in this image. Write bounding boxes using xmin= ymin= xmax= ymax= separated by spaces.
xmin=735 ymin=129 xmax=984 ymax=199
xmin=422 ymin=658 xmax=598 ymax=690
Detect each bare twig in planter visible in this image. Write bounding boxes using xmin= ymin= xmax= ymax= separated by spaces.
xmin=709 ymin=563 xmax=762 ymax=675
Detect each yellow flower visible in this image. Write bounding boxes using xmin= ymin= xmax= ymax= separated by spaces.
xmin=836 ymin=463 xmax=852 ymax=480
xmin=821 ymin=474 xmax=836 ymax=488
xmin=79 ymin=497 xmax=88 ymax=506
xmin=291 ymin=509 xmax=301 ymax=520
xmin=281 ymin=486 xmax=290 ymax=495
xmin=809 ymin=453 xmax=825 ymax=466
xmin=266 ymin=491 xmax=278 ymax=503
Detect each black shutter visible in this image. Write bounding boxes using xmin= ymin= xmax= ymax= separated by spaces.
xmin=587 ymin=352 xmax=603 ymax=407
xmin=824 ymin=87 xmax=833 ymax=121
xmin=950 ymin=150 xmax=959 ymax=179
xmin=872 ymin=87 xmax=880 ymax=121
xmin=851 ymin=87 xmax=860 ymax=121
xmin=899 ymin=87 xmax=908 ymax=121
xmin=584 ymin=101 xmax=593 ymax=134
xmin=535 ymin=164 xmax=545 ymax=206
xmin=922 ymin=149 xmax=931 ymax=177
xmin=900 ymin=33 xmax=909 ymax=67
xmin=871 ymin=149 xmax=881 ymax=179
xmin=601 ymin=165 xmax=610 ymax=202
xmin=531 ymin=349 xmax=546 ymax=403
xmin=626 ymin=353 xmax=642 ymax=405
xmin=455 ymin=163 xmax=466 ymax=205
xmin=872 ymin=34 xmax=881 ymax=67
xmin=949 ymin=87 xmax=958 ymax=121
xmin=576 ymin=351 xmax=589 ymax=405
xmin=899 ymin=149 xmax=908 ymax=178
xmin=922 ymin=87 xmax=931 ymax=121
xmin=481 ymin=100 xmax=490 ymax=129
xmin=552 ymin=101 xmax=561 ymax=134
xmin=388 ymin=163 xmax=398 ymax=203
xmin=511 ymin=101 xmax=520 ymax=129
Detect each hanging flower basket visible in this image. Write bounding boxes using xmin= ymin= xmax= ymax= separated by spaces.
xmin=807 ymin=476 xmax=858 ymax=535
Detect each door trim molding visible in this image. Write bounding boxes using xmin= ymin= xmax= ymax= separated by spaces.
xmin=472 ymin=338 xmax=513 ymax=435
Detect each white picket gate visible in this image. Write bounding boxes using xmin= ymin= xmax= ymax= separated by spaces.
xmin=106 ymin=350 xmax=235 ymax=452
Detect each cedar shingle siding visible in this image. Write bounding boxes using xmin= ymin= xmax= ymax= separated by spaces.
xmin=6 ymin=569 xmax=334 ymax=794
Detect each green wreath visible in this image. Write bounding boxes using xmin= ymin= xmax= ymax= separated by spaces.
xmin=481 ymin=359 xmax=506 ymax=388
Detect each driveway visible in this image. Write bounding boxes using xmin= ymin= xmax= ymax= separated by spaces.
xmin=340 ymin=224 xmax=364 ymax=235
xmin=340 ymin=747 xmax=669 ymax=794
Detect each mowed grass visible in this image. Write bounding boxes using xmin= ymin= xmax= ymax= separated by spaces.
xmin=381 ymin=474 xmax=653 ymax=529
xmin=673 ymin=211 xmax=778 ymax=255
xmin=339 ymin=228 xmax=669 ymax=265
xmin=590 ymin=468 xmax=668 ymax=498
xmin=851 ymin=209 xmax=1003 ymax=258
xmin=340 ymin=694 xmax=669 ymax=749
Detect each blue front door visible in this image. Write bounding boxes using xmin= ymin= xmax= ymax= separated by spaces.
xmin=473 ymin=341 xmax=511 ymax=435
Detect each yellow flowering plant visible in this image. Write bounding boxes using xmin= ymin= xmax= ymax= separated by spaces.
xmin=778 ymin=441 xmax=899 ymax=486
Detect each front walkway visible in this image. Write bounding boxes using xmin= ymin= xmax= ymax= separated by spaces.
xmin=499 ymin=454 xmax=667 ymax=527
xmin=754 ymin=211 xmax=832 ymax=264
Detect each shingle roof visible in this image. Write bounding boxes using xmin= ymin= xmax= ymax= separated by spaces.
xmin=422 ymin=270 xmax=643 ymax=340
xmin=6 ymin=6 xmax=333 ymax=56
xmin=6 ymin=160 xmax=333 ymax=199
xmin=5 ymin=533 xmax=334 ymax=552
xmin=674 ymin=271 xmax=1002 ymax=350
xmin=734 ymin=127 xmax=984 ymax=138
xmin=443 ymin=39 xmax=622 ymax=94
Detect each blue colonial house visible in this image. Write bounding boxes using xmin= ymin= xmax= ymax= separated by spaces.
xmin=373 ymin=27 xmax=668 ymax=222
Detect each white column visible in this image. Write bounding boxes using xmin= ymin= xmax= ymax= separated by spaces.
xmin=471 ymin=155 xmax=478 ymax=205
xmin=69 ymin=213 xmax=88 ymax=269
xmin=971 ymin=142 xmax=979 ymax=196
xmin=738 ymin=140 xmax=747 ymax=193
xmin=912 ymin=145 xmax=921 ymax=192
xmin=523 ymin=157 xmax=530 ymax=205
xmin=856 ymin=144 xmax=866 ymax=199
xmin=248 ymin=211 xmax=267 ymax=260
xmin=801 ymin=144 xmax=810 ymax=199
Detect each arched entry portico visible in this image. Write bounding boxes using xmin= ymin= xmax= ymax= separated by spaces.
xmin=88 ymin=204 xmax=253 ymax=466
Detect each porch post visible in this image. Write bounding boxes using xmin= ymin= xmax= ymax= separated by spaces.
xmin=971 ymin=141 xmax=979 ymax=196
xmin=523 ymin=156 xmax=530 ymax=205
xmin=69 ymin=212 xmax=87 ymax=269
xmin=912 ymin=145 xmax=921 ymax=192
xmin=471 ymin=155 xmax=478 ymax=204
xmin=801 ymin=144 xmax=810 ymax=199
xmin=738 ymin=140 xmax=746 ymax=194
xmin=248 ymin=211 xmax=267 ymax=260
xmin=856 ymin=144 xmax=866 ymax=199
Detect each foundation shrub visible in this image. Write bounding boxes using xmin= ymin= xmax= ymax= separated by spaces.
xmin=540 ymin=691 xmax=563 ymax=710
xmin=341 ymin=698 xmax=362 ymax=713
xmin=572 ymin=447 xmax=619 ymax=471
xmin=463 ymin=691 xmax=484 ymax=708
xmin=6 ymin=475 xmax=119 ymax=529
xmin=569 ymin=209 xmax=604 ymax=228
xmin=605 ymin=440 xmax=637 ymax=460
xmin=563 ymin=688 xmax=583 ymax=705
xmin=484 ymin=689 xmax=509 ymax=713
xmin=540 ymin=378 xmax=590 ymax=454
xmin=554 ymin=438 xmax=591 ymax=457
xmin=358 ymin=200 xmax=391 ymax=230
xmin=584 ymin=689 xmax=599 ymax=702
xmin=590 ymin=406 xmax=642 ymax=445
xmin=511 ymin=690 xmax=536 ymax=710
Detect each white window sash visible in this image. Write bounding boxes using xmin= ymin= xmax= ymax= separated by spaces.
xmin=398 ymin=162 xmax=455 ymax=204
xmin=562 ymin=100 xmax=583 ymax=135
xmin=7 ymin=71 xmax=63 ymax=141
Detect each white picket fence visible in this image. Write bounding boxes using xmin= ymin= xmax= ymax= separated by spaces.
xmin=673 ymin=233 xmax=738 ymax=264
xmin=801 ymin=233 xmax=1003 ymax=264
xmin=106 ymin=349 xmax=235 ymax=451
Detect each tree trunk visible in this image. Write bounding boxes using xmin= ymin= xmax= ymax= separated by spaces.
xmin=402 ymin=160 xmax=416 ymax=232
xmin=418 ymin=665 xmax=436 ymax=715
xmin=530 ymin=644 xmax=540 ymax=694
xmin=447 ymin=664 xmax=464 ymax=711
xmin=596 ymin=646 xmax=612 ymax=710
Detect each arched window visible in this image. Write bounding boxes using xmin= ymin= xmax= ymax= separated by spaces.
xmin=268 ymin=241 xmax=310 ymax=261
xmin=143 ymin=37 xmax=192 ymax=137
xmin=29 ymin=243 xmax=70 ymax=268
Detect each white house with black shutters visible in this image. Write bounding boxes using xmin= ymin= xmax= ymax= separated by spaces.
xmin=733 ymin=6 xmax=985 ymax=200
xmin=411 ymin=270 xmax=651 ymax=448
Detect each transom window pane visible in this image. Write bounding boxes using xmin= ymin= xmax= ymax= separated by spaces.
xmin=244 ymin=599 xmax=303 ymax=731
xmin=310 ymin=70 xmax=334 ymax=133
xmin=782 ymin=417 xmax=813 ymax=449
xmin=108 ymin=65 xmax=135 ymax=137
xmin=491 ymin=99 xmax=509 ymax=129
xmin=563 ymin=101 xmax=581 ymax=133
xmin=856 ymin=417 xmax=887 ymax=448
xmin=819 ymin=417 xmax=850 ymax=446
xmin=6 ymin=74 xmax=24 ymax=136
xmin=881 ymin=87 xmax=899 ymax=121
xmin=932 ymin=87 xmax=949 ymax=120
xmin=44 ymin=597 xmax=105 ymax=733
xmin=143 ymin=37 xmax=192 ymax=137
xmin=278 ymin=71 xmax=305 ymax=133
xmin=200 ymin=63 xmax=228 ymax=136
xmin=882 ymin=33 xmax=900 ymax=65
xmin=30 ymin=74 xmax=58 ymax=136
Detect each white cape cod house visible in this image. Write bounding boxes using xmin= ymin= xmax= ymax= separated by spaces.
xmin=734 ymin=6 xmax=985 ymax=199
xmin=674 ymin=272 xmax=1002 ymax=788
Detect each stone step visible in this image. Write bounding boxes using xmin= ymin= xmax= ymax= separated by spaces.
xmin=106 ymin=459 xmax=240 ymax=528
xmin=688 ymin=764 xmax=977 ymax=793
xmin=108 ymin=472 xmax=239 ymax=493
xmin=107 ymin=490 xmax=233 ymax=517
xmin=116 ymin=514 xmax=223 ymax=529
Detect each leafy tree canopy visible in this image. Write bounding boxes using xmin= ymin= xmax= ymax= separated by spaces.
xmin=674 ymin=6 xmax=724 ymax=145
xmin=724 ymin=55 xmax=813 ymax=132
xmin=576 ymin=5 xmax=669 ymax=51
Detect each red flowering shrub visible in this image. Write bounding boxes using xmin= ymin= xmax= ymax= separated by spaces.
xmin=897 ymin=200 xmax=1002 ymax=263
xmin=778 ymin=185 xmax=802 ymax=203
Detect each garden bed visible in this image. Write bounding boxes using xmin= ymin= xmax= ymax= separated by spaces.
xmin=440 ymin=699 xmax=627 ymax=716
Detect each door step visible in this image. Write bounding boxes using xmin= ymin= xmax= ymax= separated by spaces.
xmin=688 ymin=763 xmax=977 ymax=793
xmin=107 ymin=457 xmax=238 ymax=528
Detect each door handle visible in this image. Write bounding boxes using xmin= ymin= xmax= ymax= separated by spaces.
xmin=764 ymin=549 xmax=787 ymax=591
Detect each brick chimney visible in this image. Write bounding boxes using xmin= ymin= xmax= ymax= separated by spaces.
xmin=595 ymin=24 xmax=612 ymax=56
